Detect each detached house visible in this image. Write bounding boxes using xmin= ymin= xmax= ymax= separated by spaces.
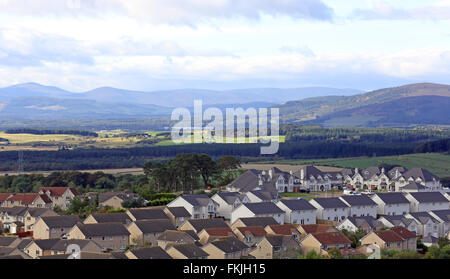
xmin=394 ymin=168 xmax=442 ymax=191
xmin=250 ymin=235 xmax=300 ymax=259
xmin=39 ymin=187 xmax=78 ymax=210
xmin=309 ymin=198 xmax=349 ymax=223
xmin=371 ymin=193 xmax=410 ymax=216
xmin=168 ymin=195 xmax=218 ymax=220
xmin=85 ymin=192 xmax=141 ymax=210
xmin=404 ymin=192 xmax=450 ymax=212
xmin=212 ymin=192 xmax=248 ymax=220
xmin=300 ymin=231 xmax=352 ymax=256
xmin=233 ymin=226 xmax=267 ymax=247
xmin=68 ymin=223 xmax=130 ymax=251
xmin=361 ymin=227 xmax=416 ymax=251
xmin=339 ymin=195 xmax=378 ymax=218
xmin=127 ymin=219 xmax=176 ymax=246
xmin=231 ymin=202 xmax=285 ymax=225
xmin=33 ymin=216 xmax=81 ymax=240
xmin=276 ymin=199 xmax=317 ymax=225
xmin=338 ymin=216 xmax=384 ymax=233
xmin=157 ymin=230 xmax=199 ymax=249
xmin=405 ymin=212 xmax=440 ymax=237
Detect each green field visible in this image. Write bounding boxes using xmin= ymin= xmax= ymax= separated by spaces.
xmin=269 ymin=153 xmax=450 ymax=178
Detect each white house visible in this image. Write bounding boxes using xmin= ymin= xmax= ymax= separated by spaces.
xmin=276 ymin=199 xmax=317 ymax=225
xmin=211 ymin=192 xmax=248 ymax=220
xmin=309 ymin=198 xmax=349 ymax=223
xmin=230 ymin=202 xmax=285 ymax=225
xmin=167 ymin=195 xmax=219 ymax=220
xmin=404 ymin=192 xmax=450 ymax=213
xmin=378 ymin=215 xmax=419 ymax=235
xmin=399 ymin=182 xmax=430 ymax=193
xmin=429 ymin=210 xmax=450 ymax=238
xmin=370 ymin=193 xmax=410 ymax=216
xmin=394 ymin=168 xmax=442 ymax=192
xmin=405 ymin=212 xmax=440 ymax=237
xmin=339 ymin=195 xmax=378 ymax=218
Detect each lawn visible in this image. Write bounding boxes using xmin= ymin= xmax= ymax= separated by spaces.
xmin=270 ymin=153 xmax=450 ymax=178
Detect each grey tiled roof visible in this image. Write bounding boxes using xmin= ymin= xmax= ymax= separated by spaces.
xmin=89 ymin=213 xmax=131 ymax=224
xmin=234 ymin=217 xmax=278 ymax=227
xmin=278 ymin=199 xmax=316 ymax=211
xmin=375 ymin=193 xmax=409 ymax=204
xmin=181 ymin=195 xmax=213 ymax=207
xmin=210 ymin=237 xmax=248 ymax=253
xmin=243 ymin=202 xmax=284 ymax=214
xmin=128 ymin=208 xmax=170 ymax=220
xmin=430 ymin=210 xmax=450 ymax=222
xmin=402 ymin=182 xmax=427 ymax=191
xmin=340 ymin=195 xmax=377 ymax=206
xmin=40 ymin=216 xmax=81 ymax=228
xmin=217 ymin=192 xmax=241 ymax=205
xmin=408 ymin=192 xmax=449 ymax=203
xmin=381 ymin=215 xmax=415 ymax=227
xmin=227 ymin=170 xmax=260 ymax=192
xmin=345 ymin=216 xmax=382 ymax=230
xmin=249 ymin=191 xmax=280 ymax=201
xmin=76 ymin=223 xmax=130 ymax=237
xmin=133 ymin=219 xmax=176 ymax=233
xmin=408 ymin=212 xmax=439 ymax=224
xmin=129 ymin=247 xmax=172 ymax=259
xmin=170 ymin=243 xmax=209 ymax=258
xmin=165 ymin=207 xmax=191 ymax=218
xmin=311 ymin=197 xmax=349 ymax=209
xmin=402 ymin=168 xmax=439 ymax=182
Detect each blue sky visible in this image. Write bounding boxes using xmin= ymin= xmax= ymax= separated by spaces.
xmin=0 ymin=0 xmax=449 ymax=92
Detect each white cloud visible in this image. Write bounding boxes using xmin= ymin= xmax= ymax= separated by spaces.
xmin=0 ymin=0 xmax=334 ymax=24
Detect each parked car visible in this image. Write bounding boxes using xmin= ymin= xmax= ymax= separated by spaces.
xmin=361 ymin=190 xmax=375 ymax=195
xmin=344 ymin=189 xmax=355 ymax=196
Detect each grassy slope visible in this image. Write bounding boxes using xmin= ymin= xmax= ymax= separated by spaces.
xmin=267 ymin=153 xmax=450 ymax=178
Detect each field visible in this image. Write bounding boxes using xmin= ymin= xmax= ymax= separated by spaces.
xmin=255 ymin=153 xmax=450 ymax=178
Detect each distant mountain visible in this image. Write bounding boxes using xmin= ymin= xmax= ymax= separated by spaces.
xmin=278 ymin=83 xmax=450 ymax=125
xmin=0 ymin=83 xmax=363 ymax=107
xmin=307 ymin=96 xmax=450 ymax=127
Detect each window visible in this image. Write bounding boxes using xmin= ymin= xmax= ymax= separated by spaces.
xmin=110 ymin=236 xmax=113 ymax=241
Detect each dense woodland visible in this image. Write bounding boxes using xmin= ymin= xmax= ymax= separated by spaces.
xmin=4 ymin=128 xmax=99 ymax=137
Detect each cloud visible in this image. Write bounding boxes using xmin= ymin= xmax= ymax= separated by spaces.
xmin=351 ymin=1 xmax=450 ymax=20
xmin=25 ymin=105 xmax=67 ymax=111
xmin=279 ymin=45 xmax=315 ymax=57
xmin=0 ymin=0 xmax=334 ymax=24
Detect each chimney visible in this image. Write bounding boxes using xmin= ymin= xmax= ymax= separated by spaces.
xmin=269 ymin=170 xmax=273 ymax=180
xmin=355 ymin=168 xmax=359 ymax=174
xmin=300 ymin=169 xmax=305 ymax=180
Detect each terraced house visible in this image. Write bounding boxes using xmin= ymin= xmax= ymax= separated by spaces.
xmin=168 ymin=194 xmax=218 ymax=220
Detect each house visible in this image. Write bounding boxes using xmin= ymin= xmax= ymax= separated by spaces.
xmin=371 ymin=193 xmax=410 ymax=216
xmin=4 ymin=194 xmax=52 ymax=209
xmin=179 ymin=218 xmax=229 ymax=234
xmin=337 ymin=216 xmax=384 ymax=233
xmin=0 ymin=247 xmax=32 ymax=259
xmin=23 ymin=208 xmax=58 ymax=232
xmin=264 ymin=224 xmax=301 ymax=240
xmin=250 ymin=235 xmax=300 ymax=259
xmin=38 ymin=252 xmax=119 ymax=259
xmin=233 ymin=226 xmax=267 ymax=247
xmin=84 ymin=213 xmax=132 ymax=225
xmin=9 ymin=221 xmax=25 ymax=234
xmin=295 ymin=166 xmax=345 ymax=192
xmin=68 ymin=223 xmax=130 ymax=251
xmin=85 ymin=192 xmax=142 ymax=209
xmin=276 ymin=199 xmax=317 ymax=225
xmin=198 ymin=227 xmax=234 ymax=245
xmin=404 ymin=192 xmax=450 ymax=212
xmin=163 ymin=207 xmax=191 ymax=228
xmin=126 ymin=208 xmax=170 ymax=222
xmin=168 ymin=194 xmax=219 ymax=220
xmin=394 ymin=168 xmax=442 ymax=191
xmin=246 ymin=190 xmax=280 ymax=203
xmin=125 ymin=247 xmax=172 ymax=259
xmin=360 ymin=227 xmax=416 ymax=251
xmin=0 ymin=207 xmax=28 ymax=230
xmin=226 ymin=168 xmax=300 ymax=194
xmin=33 ymin=215 xmax=81 ymax=239
xmin=399 ymin=182 xmax=429 ymax=193
xmin=390 ymin=226 xmax=417 ymax=251
xmin=38 ymin=187 xmax=78 ymax=210
xmin=201 ymin=237 xmax=249 ymax=259
xmin=421 ymin=236 xmax=439 ymax=247
xmin=166 ymin=243 xmax=209 ymax=259
xmin=231 ymin=202 xmax=285 ymax=225
xmin=127 ymin=219 xmax=176 ymax=246
xmin=339 ymin=195 xmax=378 ymax=218
xmin=309 ymin=198 xmax=349 ymax=223
xmin=429 ymin=210 xmax=450 ymax=238
xmin=378 ymin=215 xmax=419 ymax=235
xmin=157 ymin=230 xmax=199 ymax=249
xmin=231 ymin=217 xmax=278 ymax=229
xmin=23 ymin=239 xmax=61 ymax=258
xmin=300 ymin=231 xmax=352 ymax=256
xmin=0 ymin=194 xmax=13 ymax=207
xmin=297 ymin=224 xmax=337 ymax=238
xmin=211 ymin=192 xmax=248 ymax=220
xmin=46 ymin=239 xmax=103 ymax=255
xmin=405 ymin=212 xmax=440 ymax=237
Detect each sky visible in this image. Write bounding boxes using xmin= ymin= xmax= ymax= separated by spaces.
xmin=0 ymin=0 xmax=449 ymax=92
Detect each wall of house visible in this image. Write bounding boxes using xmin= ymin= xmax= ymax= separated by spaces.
xmin=300 ymin=235 xmax=321 ymax=255
xmin=230 ymin=206 xmax=256 ymax=225
xmin=32 ymin=219 xmax=50 ymax=239
xmin=348 ymin=205 xmax=377 ymax=218
xmin=168 ymin=198 xmax=195 ymax=219
xmin=321 ymin=208 xmax=348 ymax=223
xmin=249 ymin=238 xmax=273 ymax=259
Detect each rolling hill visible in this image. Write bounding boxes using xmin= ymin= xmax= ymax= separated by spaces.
xmin=278 ymin=83 xmax=450 ymax=126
